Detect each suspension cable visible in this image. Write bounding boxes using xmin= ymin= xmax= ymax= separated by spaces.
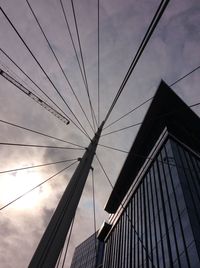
xmin=26 ymin=0 xmax=95 ymax=134
xmin=0 ymin=161 xmax=78 ymax=211
xmin=98 ymin=144 xmax=187 ymax=169
xmin=71 ymin=0 xmax=98 ymax=130
xmin=103 ymin=64 xmax=200 ymax=132
xmin=0 ymin=142 xmax=85 ymax=150
xmin=190 ymin=103 xmax=200 ymax=108
xmin=59 ymin=0 xmax=86 ymax=89
xmin=101 ymin=101 xmax=200 ymax=137
xmin=0 ymin=48 xmax=72 ymax=122
xmin=0 ymin=118 xmax=85 ymax=148
xmin=102 ymin=122 xmax=141 ymax=137
xmin=55 ymin=215 xmax=75 ymax=268
xmin=60 ymin=0 xmax=98 ymax=133
xmin=103 ymin=0 xmax=170 ymax=125
xmin=170 ymin=65 xmax=200 ymax=87
xmin=91 ymin=168 xmax=97 ymax=254
xmin=61 ymin=216 xmax=75 ymax=268
xmin=95 ymin=155 xmax=114 ymax=188
xmin=55 ymin=249 xmax=63 ymax=268
xmin=0 ymin=7 xmax=91 ymax=140
xmin=103 ymin=97 xmax=153 ymax=131
xmin=0 ymin=158 xmax=78 ymax=175
xmin=98 ymin=143 xmax=128 ymax=153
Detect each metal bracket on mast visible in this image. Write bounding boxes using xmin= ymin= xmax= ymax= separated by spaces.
xmin=29 ymin=122 xmax=104 ymax=268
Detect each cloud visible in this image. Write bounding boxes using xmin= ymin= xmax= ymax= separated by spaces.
xmin=0 ymin=0 xmax=199 ymax=267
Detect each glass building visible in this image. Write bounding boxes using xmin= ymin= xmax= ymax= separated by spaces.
xmin=70 ymin=232 xmax=104 ymax=268
xmin=99 ymin=81 xmax=200 ymax=268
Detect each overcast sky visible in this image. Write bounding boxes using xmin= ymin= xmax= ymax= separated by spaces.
xmin=0 ymin=0 xmax=200 ymax=267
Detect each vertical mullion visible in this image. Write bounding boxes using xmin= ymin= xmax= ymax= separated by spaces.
xmin=165 ymin=141 xmax=191 ymax=267
xmin=136 ymin=191 xmax=140 ymax=268
xmin=160 ymin=148 xmax=181 ymax=267
xmin=110 ymin=227 xmax=116 ymax=267
xmin=190 ymin=155 xmax=200 ymax=194
xmin=117 ymin=219 xmax=122 ymax=268
xmin=124 ymin=211 xmax=128 ymax=267
xmin=119 ymin=216 xmax=123 ymax=267
xmin=138 ymin=188 xmax=142 ymax=267
xmin=176 ymin=144 xmax=200 ymax=225
xmin=116 ymin=222 xmax=121 ymax=268
xmin=103 ymin=241 xmax=109 ymax=267
xmin=140 ymin=185 xmax=144 ymax=267
xmin=106 ymin=235 xmax=112 ymax=267
xmin=143 ymin=180 xmax=150 ymax=268
xmin=125 ymin=207 xmax=130 ymax=268
xmin=103 ymin=242 xmax=108 ymax=267
xmin=112 ymin=226 xmax=117 ymax=267
xmin=110 ymin=230 xmax=115 ymax=268
xmin=149 ymin=170 xmax=160 ymax=268
xmin=126 ymin=212 xmax=129 ymax=267
xmin=127 ymin=210 xmax=130 ymax=268
xmin=184 ymin=150 xmax=200 ymax=207
xmin=133 ymin=195 xmax=136 ymax=268
xmin=129 ymin=201 xmax=133 ymax=268
xmin=122 ymin=213 xmax=125 ymax=267
xmin=152 ymin=164 xmax=166 ymax=268
xmin=113 ymin=228 xmax=118 ymax=268
xmin=145 ymin=174 xmax=154 ymax=268
xmin=156 ymin=156 xmax=173 ymax=267
xmin=123 ymin=214 xmax=126 ymax=268
xmin=112 ymin=224 xmax=117 ymax=268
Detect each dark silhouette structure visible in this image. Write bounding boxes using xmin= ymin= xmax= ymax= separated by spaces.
xmin=29 ymin=124 xmax=104 ymax=268
xmin=98 ymin=81 xmax=200 ymax=267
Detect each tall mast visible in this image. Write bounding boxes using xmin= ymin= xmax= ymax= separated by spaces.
xmin=29 ymin=122 xmax=104 ymax=268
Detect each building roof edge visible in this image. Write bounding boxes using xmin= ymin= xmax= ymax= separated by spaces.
xmin=105 ymin=80 xmax=200 ymax=213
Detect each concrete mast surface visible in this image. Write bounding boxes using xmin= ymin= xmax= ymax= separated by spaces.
xmin=29 ymin=122 xmax=104 ymax=268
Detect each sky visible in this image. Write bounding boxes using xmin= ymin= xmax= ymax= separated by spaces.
xmin=0 ymin=0 xmax=200 ymax=267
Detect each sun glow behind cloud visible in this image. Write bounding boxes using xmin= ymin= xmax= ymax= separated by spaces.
xmin=0 ymin=170 xmax=50 ymax=210
xmin=0 ymin=0 xmax=199 ymax=267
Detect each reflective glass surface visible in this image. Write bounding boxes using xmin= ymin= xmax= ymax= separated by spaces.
xmin=103 ymin=138 xmax=200 ymax=268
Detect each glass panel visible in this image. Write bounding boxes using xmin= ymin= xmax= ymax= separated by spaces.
xmin=180 ymin=253 xmax=189 ymax=268
xmin=103 ymin=138 xmax=200 ymax=268
xmin=187 ymin=241 xmax=200 ymax=268
xmin=181 ymin=210 xmax=194 ymax=247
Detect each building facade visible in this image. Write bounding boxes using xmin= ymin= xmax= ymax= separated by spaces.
xmin=99 ymin=81 xmax=200 ymax=268
xmin=70 ymin=232 xmax=104 ymax=268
